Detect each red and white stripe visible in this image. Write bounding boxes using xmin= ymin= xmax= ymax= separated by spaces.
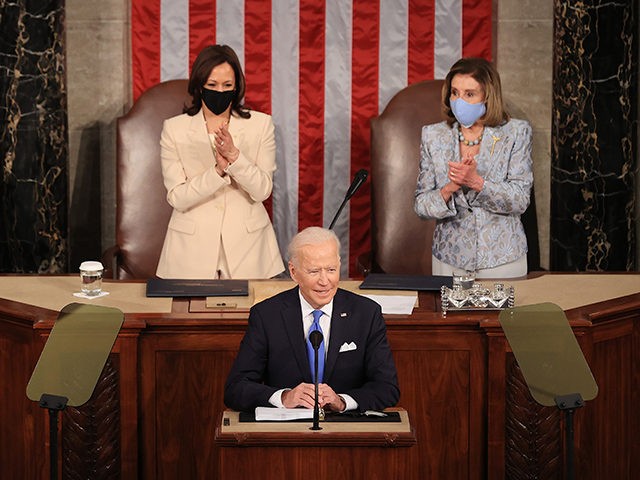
xmin=131 ymin=0 xmax=493 ymax=276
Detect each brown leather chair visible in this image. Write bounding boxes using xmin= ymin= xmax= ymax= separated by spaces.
xmin=366 ymin=79 xmax=540 ymax=275
xmin=367 ymin=80 xmax=444 ymax=275
xmin=103 ymin=80 xmax=191 ymax=279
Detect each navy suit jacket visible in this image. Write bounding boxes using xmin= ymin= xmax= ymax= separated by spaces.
xmin=224 ymin=287 xmax=400 ymax=412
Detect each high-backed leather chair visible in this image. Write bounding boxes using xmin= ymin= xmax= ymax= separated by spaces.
xmin=367 ymin=80 xmax=444 ymax=274
xmin=367 ymin=79 xmax=540 ymax=275
xmin=103 ymin=80 xmax=191 ymax=279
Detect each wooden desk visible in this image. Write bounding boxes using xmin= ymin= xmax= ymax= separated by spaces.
xmin=1 ymin=275 xmax=639 ymax=479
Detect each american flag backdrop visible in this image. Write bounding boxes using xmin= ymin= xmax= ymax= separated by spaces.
xmin=131 ymin=0 xmax=493 ymax=275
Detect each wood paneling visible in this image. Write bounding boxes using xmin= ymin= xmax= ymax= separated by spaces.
xmin=62 ymin=356 xmax=121 ymax=479
xmin=1 ymin=289 xmax=639 ymax=479
xmin=0 ymin=312 xmax=43 ymax=479
xmin=218 ymin=445 xmax=413 ymax=480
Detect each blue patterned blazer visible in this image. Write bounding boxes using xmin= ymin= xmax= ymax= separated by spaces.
xmin=414 ymin=119 xmax=533 ymax=271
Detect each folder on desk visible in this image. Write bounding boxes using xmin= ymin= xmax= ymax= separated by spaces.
xmin=240 ymin=408 xmax=401 ymax=423
xmin=146 ymin=279 xmax=249 ymax=297
xmin=359 ymin=273 xmax=452 ymax=291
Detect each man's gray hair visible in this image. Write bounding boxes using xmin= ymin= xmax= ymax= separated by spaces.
xmin=287 ymin=227 xmax=341 ymax=266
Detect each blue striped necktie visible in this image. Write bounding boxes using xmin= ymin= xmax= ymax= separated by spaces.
xmin=306 ymin=309 xmax=325 ymax=383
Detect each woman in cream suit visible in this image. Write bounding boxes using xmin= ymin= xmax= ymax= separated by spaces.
xmin=156 ymin=45 xmax=284 ymax=279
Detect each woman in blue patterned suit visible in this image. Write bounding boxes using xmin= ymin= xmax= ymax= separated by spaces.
xmin=414 ymin=57 xmax=533 ymax=279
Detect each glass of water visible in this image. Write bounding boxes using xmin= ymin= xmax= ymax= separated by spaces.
xmin=80 ymin=261 xmax=104 ymax=296
xmin=452 ymin=269 xmax=476 ymax=290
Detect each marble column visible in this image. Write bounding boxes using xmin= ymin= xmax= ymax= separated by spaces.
xmin=0 ymin=1 xmax=67 ymax=273
xmin=550 ymin=0 xmax=638 ymax=271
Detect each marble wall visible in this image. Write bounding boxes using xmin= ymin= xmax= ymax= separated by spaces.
xmin=65 ymin=0 xmax=129 ymax=272
xmin=0 ymin=1 xmax=68 ymax=273
xmin=496 ymin=0 xmax=554 ymax=270
xmin=550 ymin=0 xmax=637 ymax=271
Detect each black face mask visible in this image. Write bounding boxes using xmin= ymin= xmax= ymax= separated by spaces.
xmin=201 ymin=88 xmax=235 ymax=115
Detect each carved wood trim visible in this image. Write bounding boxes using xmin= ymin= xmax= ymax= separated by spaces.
xmin=504 ymin=354 xmax=563 ymax=480
xmin=62 ymin=354 xmax=120 ymax=480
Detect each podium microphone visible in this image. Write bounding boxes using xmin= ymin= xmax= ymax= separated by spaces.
xmin=328 ymin=169 xmax=368 ymax=230
xmin=309 ymin=329 xmax=324 ymax=431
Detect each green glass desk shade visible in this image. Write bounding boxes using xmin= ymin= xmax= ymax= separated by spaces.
xmin=26 ymin=303 xmax=123 ymax=480
xmin=499 ymin=302 xmax=598 ymax=480
xmin=27 ymin=303 xmax=124 ymax=406
xmin=499 ymin=302 xmax=597 ymax=406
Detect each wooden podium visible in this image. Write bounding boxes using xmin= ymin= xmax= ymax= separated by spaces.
xmin=214 ymin=409 xmax=416 ymax=479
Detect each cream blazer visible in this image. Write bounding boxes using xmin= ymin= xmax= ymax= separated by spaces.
xmin=156 ymin=109 xmax=284 ymax=279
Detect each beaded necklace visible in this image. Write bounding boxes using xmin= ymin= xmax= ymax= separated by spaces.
xmin=457 ymin=126 xmax=483 ymax=146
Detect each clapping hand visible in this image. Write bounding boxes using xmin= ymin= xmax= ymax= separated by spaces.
xmin=214 ymin=123 xmax=239 ymax=171
xmin=448 ymin=152 xmax=483 ymax=191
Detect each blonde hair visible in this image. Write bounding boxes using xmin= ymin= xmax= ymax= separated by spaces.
xmin=287 ymin=227 xmax=341 ymax=267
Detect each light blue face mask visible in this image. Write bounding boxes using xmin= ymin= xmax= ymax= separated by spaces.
xmin=450 ymin=97 xmax=486 ymax=128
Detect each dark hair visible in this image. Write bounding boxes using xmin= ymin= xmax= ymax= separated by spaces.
xmin=184 ymin=45 xmax=251 ymax=119
xmin=441 ymin=57 xmax=509 ymax=127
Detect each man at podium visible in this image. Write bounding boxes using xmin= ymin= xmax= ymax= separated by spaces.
xmin=224 ymin=227 xmax=400 ymax=413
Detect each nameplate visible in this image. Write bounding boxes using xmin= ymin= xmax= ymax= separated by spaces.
xmin=146 ymin=279 xmax=249 ymax=297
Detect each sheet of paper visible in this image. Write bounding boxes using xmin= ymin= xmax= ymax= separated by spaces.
xmin=360 ymin=294 xmax=417 ymax=314
xmin=255 ymin=407 xmax=313 ymax=421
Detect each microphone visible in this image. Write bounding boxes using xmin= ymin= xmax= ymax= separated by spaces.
xmin=310 ymin=330 xmax=323 ymax=349
xmin=345 ymin=169 xmax=369 ymax=200
xmin=328 ymin=169 xmax=369 ymax=230
xmin=309 ymin=330 xmax=323 ymax=431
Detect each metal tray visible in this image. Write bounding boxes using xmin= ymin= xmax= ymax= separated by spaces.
xmin=441 ymin=282 xmax=515 ymax=316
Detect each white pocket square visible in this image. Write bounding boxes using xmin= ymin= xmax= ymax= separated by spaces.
xmin=339 ymin=341 xmax=357 ymax=352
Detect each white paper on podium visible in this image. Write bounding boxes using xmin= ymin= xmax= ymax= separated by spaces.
xmin=255 ymin=407 xmax=313 ymax=421
xmin=360 ymin=294 xmax=417 ymax=314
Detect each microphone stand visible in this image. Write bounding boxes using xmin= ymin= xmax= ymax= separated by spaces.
xmin=309 ymin=330 xmax=323 ymax=431
xmin=328 ymin=197 xmax=349 ymax=230
xmin=328 ymin=169 xmax=368 ymax=230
